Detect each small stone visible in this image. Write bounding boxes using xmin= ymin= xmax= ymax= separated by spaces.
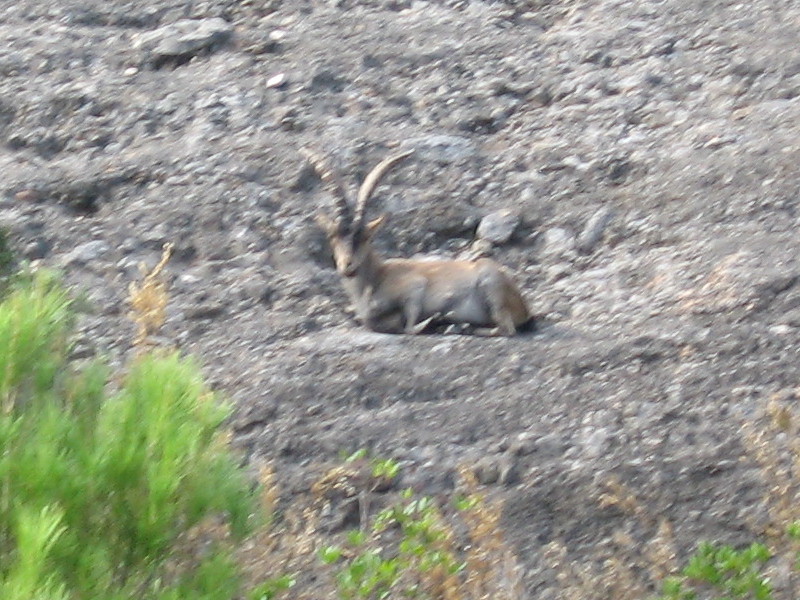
xmin=476 ymin=209 xmax=520 ymax=245
xmin=401 ymin=135 xmax=475 ymax=162
xmin=577 ymin=207 xmax=615 ymax=254
xmin=309 ymin=68 xmax=347 ymax=93
xmin=69 ymin=336 xmax=96 ymax=360
xmin=582 ymin=427 xmax=609 ymax=458
xmin=240 ymin=30 xmax=280 ymax=54
xmin=319 ymin=497 xmax=360 ymax=533
xmin=266 ymin=73 xmax=287 ymax=89
xmin=509 ymin=431 xmax=538 ymax=456
xmin=186 ymin=301 xmax=226 ymax=320
xmin=473 ymin=457 xmax=500 ymax=485
xmin=545 ymin=263 xmax=571 ymax=282
xmin=770 ymin=324 xmax=792 ymax=336
xmin=487 ymin=78 xmax=535 ymax=97
xmin=14 ymin=189 xmax=39 ymax=202
xmin=238 ymin=278 xmax=274 ymax=304
xmin=780 ymin=308 xmax=800 ymax=327
xmin=63 ymin=240 xmax=109 ymax=265
xmin=24 ymin=239 xmax=50 ymax=260
xmin=134 ymin=18 xmax=234 ymax=67
xmin=269 ymin=29 xmax=288 ymax=41
xmin=542 ymin=227 xmax=575 ymax=257
xmin=498 ymin=455 xmax=520 ymax=485
xmin=460 ymin=239 xmax=492 ymax=261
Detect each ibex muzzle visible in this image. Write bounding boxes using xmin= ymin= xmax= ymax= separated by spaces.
xmin=303 ymin=148 xmax=532 ymax=336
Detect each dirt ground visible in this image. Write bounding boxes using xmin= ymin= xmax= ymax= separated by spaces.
xmin=2 ymin=0 xmax=800 ymax=597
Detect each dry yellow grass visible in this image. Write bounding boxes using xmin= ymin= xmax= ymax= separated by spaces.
xmin=743 ymin=388 xmax=800 ymax=594
xmin=458 ymin=467 xmax=525 ymax=600
xmin=544 ymin=476 xmax=678 ymax=600
xmin=240 ymin=459 xmax=527 ymax=600
xmin=128 ymin=242 xmax=173 ymax=346
xmin=544 ymin=391 xmax=800 ymax=600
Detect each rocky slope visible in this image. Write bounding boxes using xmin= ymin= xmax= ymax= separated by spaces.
xmin=2 ymin=0 xmax=800 ymax=596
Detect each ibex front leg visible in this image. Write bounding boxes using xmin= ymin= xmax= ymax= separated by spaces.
xmin=404 ymin=280 xmax=436 ymax=334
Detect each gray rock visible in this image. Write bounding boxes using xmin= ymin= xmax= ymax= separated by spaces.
xmin=69 ymin=335 xmax=96 ymax=360
xmin=545 ymin=263 xmax=572 ymax=282
xmin=472 ymin=456 xmax=500 ymax=485
xmin=473 ymin=454 xmax=519 ymax=486
xmin=23 ymin=238 xmax=50 ymax=261
xmin=309 ymin=68 xmax=347 ymax=93
xmin=577 ymin=207 xmax=615 ymax=254
xmin=542 ymin=227 xmax=575 ymax=258
xmin=237 ymin=276 xmax=275 ymax=305
xmin=498 ymin=455 xmax=520 ymax=485
xmin=185 ymin=300 xmax=226 ymax=320
xmin=508 ymin=431 xmax=539 ymax=456
xmin=476 ymin=209 xmax=520 ymax=245
xmin=401 ymin=135 xmax=476 ymax=163
xmin=581 ymin=427 xmax=609 ymax=459
xmin=452 ymin=105 xmax=506 ymax=134
xmin=266 ymin=73 xmax=288 ymax=89
xmin=63 ymin=240 xmax=109 ymax=265
xmin=134 ymin=18 xmax=234 ymax=66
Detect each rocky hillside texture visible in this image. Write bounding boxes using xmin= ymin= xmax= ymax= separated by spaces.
xmin=2 ymin=0 xmax=800 ymax=597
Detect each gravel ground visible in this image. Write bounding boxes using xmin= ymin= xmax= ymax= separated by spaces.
xmin=2 ymin=0 xmax=800 ymax=596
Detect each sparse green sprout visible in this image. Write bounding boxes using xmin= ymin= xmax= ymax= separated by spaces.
xmin=320 ymin=546 xmax=344 ymax=565
xmin=454 ymin=495 xmax=480 ymax=511
xmin=371 ymin=457 xmax=400 ymax=481
xmin=345 ymin=448 xmax=369 ymax=463
xmin=347 ymin=529 xmax=368 ymax=547
xmin=658 ymin=576 xmax=695 ymax=600
xmin=657 ymin=541 xmax=773 ymax=600
xmin=248 ymin=574 xmax=296 ymax=600
xmin=322 ymin=460 xmax=468 ymax=600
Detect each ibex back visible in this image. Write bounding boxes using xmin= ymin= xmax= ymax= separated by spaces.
xmin=303 ymin=148 xmax=532 ymax=336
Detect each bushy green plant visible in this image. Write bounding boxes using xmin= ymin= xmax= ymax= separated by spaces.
xmin=0 ymin=272 xmax=259 ymax=600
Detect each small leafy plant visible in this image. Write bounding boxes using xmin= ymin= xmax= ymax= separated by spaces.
xmin=248 ymin=574 xmax=297 ymax=600
xmin=317 ymin=460 xmax=523 ymax=600
xmin=321 ymin=489 xmax=462 ymax=600
xmin=657 ymin=541 xmax=773 ymax=600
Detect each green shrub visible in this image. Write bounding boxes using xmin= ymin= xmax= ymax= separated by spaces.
xmin=0 ymin=272 xmax=259 ymax=600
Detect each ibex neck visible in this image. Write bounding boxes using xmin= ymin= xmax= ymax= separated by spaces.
xmin=353 ymin=249 xmax=385 ymax=292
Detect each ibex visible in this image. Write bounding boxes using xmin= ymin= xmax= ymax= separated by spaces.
xmin=303 ymin=148 xmax=532 ymax=336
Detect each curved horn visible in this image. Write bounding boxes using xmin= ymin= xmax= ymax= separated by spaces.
xmin=354 ymin=150 xmax=414 ymax=226
xmin=301 ymin=148 xmax=352 ymax=222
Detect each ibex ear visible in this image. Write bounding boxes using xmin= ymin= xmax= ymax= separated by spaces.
xmin=315 ymin=212 xmax=338 ymax=237
xmin=365 ymin=215 xmax=386 ymax=238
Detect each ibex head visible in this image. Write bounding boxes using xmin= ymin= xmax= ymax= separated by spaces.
xmin=303 ymin=148 xmax=412 ymax=277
